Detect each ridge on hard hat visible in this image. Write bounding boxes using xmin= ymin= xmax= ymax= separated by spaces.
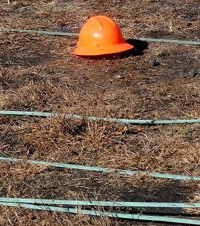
xmin=73 ymin=15 xmax=134 ymax=56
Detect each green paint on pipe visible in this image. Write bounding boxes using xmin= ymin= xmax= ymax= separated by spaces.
xmin=1 ymin=110 xmax=200 ymax=125
xmin=0 ymin=202 xmax=200 ymax=225
xmin=1 ymin=197 xmax=200 ymax=208
xmin=0 ymin=28 xmax=200 ymax=45
xmin=0 ymin=156 xmax=200 ymax=181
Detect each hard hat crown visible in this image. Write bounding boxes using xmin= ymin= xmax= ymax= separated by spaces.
xmin=78 ymin=16 xmax=125 ymax=47
xmin=73 ymin=16 xmax=134 ymax=56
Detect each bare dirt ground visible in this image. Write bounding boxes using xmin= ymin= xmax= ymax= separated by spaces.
xmin=0 ymin=0 xmax=200 ymax=225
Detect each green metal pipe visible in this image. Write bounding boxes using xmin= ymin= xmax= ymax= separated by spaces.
xmin=0 ymin=28 xmax=200 ymax=45
xmin=0 ymin=156 xmax=200 ymax=181
xmin=1 ymin=197 xmax=200 ymax=208
xmin=1 ymin=110 xmax=200 ymax=125
xmin=0 ymin=202 xmax=199 ymax=225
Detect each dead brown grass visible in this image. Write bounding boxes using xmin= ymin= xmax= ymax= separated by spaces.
xmin=0 ymin=0 xmax=200 ymax=225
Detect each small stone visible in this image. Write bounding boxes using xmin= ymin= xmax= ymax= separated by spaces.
xmin=153 ymin=60 xmax=160 ymax=66
xmin=60 ymin=23 xmax=66 ymax=28
xmin=184 ymin=69 xmax=199 ymax=78
xmin=189 ymin=70 xmax=199 ymax=78
xmin=158 ymin=50 xmax=171 ymax=58
xmin=187 ymin=22 xmax=192 ymax=27
xmin=114 ymin=75 xmax=125 ymax=79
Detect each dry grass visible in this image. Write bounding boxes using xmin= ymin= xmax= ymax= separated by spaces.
xmin=0 ymin=0 xmax=200 ymax=225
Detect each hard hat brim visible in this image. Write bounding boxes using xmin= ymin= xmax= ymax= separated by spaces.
xmin=73 ymin=42 xmax=134 ymax=56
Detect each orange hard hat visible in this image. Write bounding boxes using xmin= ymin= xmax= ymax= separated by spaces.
xmin=73 ymin=16 xmax=134 ymax=56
